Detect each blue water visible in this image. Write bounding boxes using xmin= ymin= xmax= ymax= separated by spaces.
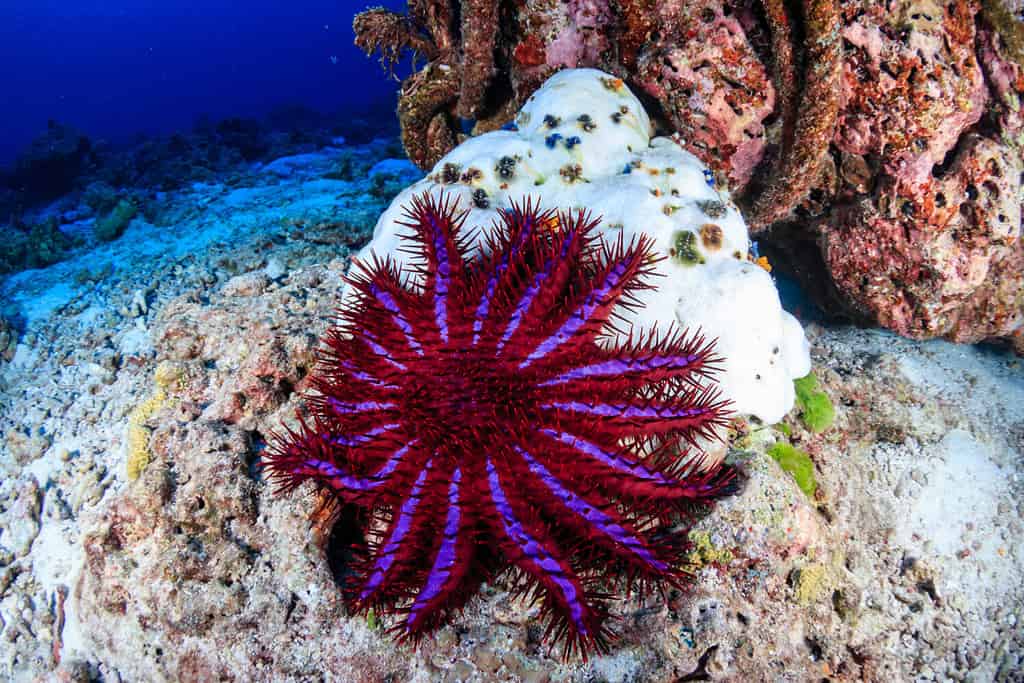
xmin=0 ymin=1 xmax=407 ymax=166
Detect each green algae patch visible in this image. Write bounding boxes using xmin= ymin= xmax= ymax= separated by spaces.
xmin=686 ymin=530 xmax=734 ymax=568
xmin=794 ymin=373 xmax=834 ymax=433
xmin=671 ymin=230 xmax=705 ymax=266
xmin=768 ymin=442 xmax=817 ymax=497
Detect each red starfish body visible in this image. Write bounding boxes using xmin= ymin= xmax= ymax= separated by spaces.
xmin=266 ymin=193 xmax=735 ymax=656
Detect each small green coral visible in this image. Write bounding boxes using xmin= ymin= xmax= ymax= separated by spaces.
xmin=95 ymin=199 xmax=137 ymax=242
xmin=794 ymin=373 xmax=834 ymax=433
xmin=768 ymin=441 xmax=817 ymax=497
xmin=671 ymin=230 xmax=705 ymax=266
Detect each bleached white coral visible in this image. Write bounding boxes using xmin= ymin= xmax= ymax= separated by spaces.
xmin=354 ymin=68 xmax=810 ymax=423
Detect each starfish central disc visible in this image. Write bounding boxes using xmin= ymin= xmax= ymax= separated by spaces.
xmin=405 ymin=353 xmax=531 ymax=445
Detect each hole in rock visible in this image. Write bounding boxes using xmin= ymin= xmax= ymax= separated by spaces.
xmin=326 ymin=503 xmax=368 ymax=590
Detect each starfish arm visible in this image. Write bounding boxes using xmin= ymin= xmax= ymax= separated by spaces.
xmin=402 ymin=467 xmax=479 ymax=636
xmin=517 ymin=233 xmax=657 ymax=369
xmin=470 ymin=199 xmax=558 ymax=345
xmin=344 ymin=255 xmax=435 ymax=358
xmin=510 ymin=445 xmax=673 ymax=576
xmin=396 ymin=192 xmax=470 ymax=344
xmin=539 ymin=387 xmax=729 ymax=445
xmin=536 ymin=428 xmax=731 ymax=503
xmin=483 ymin=458 xmax=605 ymax=652
xmin=287 ymin=441 xmax=415 ymax=494
xmin=263 ymin=415 xmax=420 ymax=493
xmin=354 ymin=457 xmax=441 ymax=605
xmin=535 ymin=329 xmax=720 ymax=391
xmin=494 ymin=210 xmax=592 ymax=356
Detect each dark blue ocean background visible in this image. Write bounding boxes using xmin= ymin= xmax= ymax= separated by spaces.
xmin=1 ymin=0 xmax=407 ymax=166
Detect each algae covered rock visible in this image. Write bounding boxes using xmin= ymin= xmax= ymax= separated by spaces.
xmin=0 ymin=316 xmax=16 ymax=362
xmin=7 ymin=120 xmax=93 ymax=201
xmin=0 ymin=216 xmax=73 ymax=275
xmin=94 ymin=198 xmax=137 ymax=241
xmin=81 ymin=181 xmax=120 ymax=215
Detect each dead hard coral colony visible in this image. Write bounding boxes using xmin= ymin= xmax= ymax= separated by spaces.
xmin=355 ymin=0 xmax=1024 ymax=349
xmin=265 ymin=194 xmax=735 ymax=655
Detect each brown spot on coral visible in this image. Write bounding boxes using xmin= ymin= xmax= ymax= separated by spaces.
xmin=701 ymin=223 xmax=724 ymax=250
xmin=460 ymin=167 xmax=484 ymax=183
xmin=560 ymin=164 xmax=584 ymax=183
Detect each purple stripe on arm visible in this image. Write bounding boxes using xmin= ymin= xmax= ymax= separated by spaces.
xmin=430 ymin=216 xmax=450 ymax=343
xmin=501 ymin=222 xmax=579 ymax=357
xmin=407 ymin=467 xmax=462 ymax=628
xmin=496 ymin=270 xmax=546 ymax=353
xmin=472 ymin=272 xmax=498 ymax=345
xmin=360 ymin=460 xmax=433 ymax=600
xmin=371 ymin=285 xmax=424 ymax=356
xmin=360 ymin=332 xmax=407 ymax=371
xmin=331 ymin=423 xmax=400 ymax=447
xmin=326 ymin=398 xmax=396 ymax=416
xmin=540 ymin=428 xmax=675 ymax=486
xmin=520 ymin=258 xmax=630 ymax=368
xmin=541 ymin=401 xmax=709 ymax=420
xmin=537 ymin=354 xmax=701 ymax=386
xmin=485 ymin=459 xmax=588 ymax=637
xmin=472 ymin=237 xmax=524 ymax=345
xmin=339 ymin=361 xmax=398 ymax=389
xmin=293 ymin=441 xmax=414 ymax=492
xmin=513 ymin=446 xmax=667 ymax=571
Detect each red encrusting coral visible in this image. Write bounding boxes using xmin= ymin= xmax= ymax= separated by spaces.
xmin=264 ymin=194 xmax=735 ymax=656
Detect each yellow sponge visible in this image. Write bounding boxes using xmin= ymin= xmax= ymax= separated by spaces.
xmin=125 ymin=362 xmax=182 ymax=480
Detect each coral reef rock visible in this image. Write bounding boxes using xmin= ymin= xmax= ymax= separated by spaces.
xmin=5 ymin=121 xmax=94 ymax=202
xmin=356 ymin=0 xmax=1024 ymax=349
